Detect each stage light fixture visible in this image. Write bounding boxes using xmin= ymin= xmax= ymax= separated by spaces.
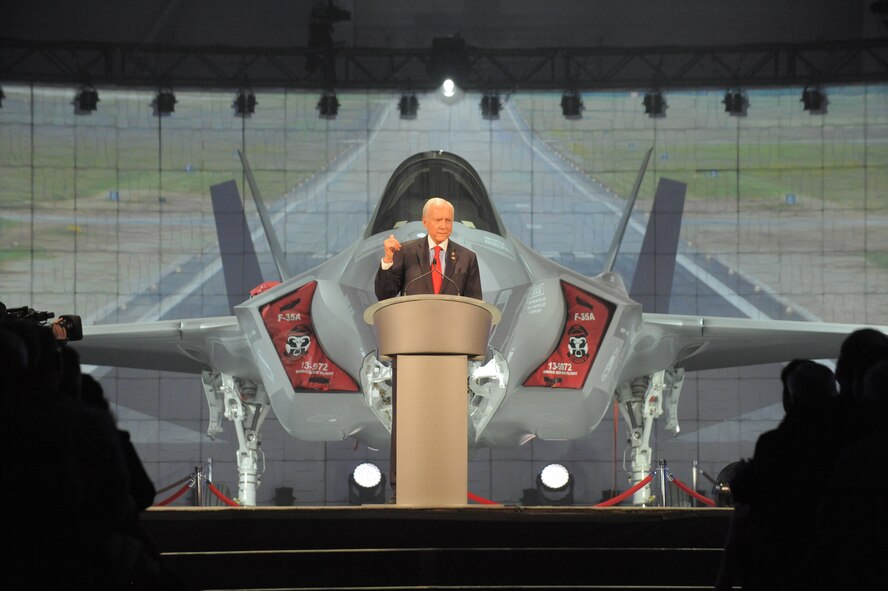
xmin=538 ymin=463 xmax=575 ymax=505
xmin=801 ymin=86 xmax=825 ymax=113
xmin=442 ymin=79 xmax=456 ymax=98
xmin=75 ymin=85 xmax=99 ymax=114
xmin=347 ymin=462 xmax=387 ymax=505
xmin=643 ymin=90 xmax=666 ymax=117
xmin=712 ymin=461 xmax=745 ymax=507
xmin=723 ymin=89 xmax=747 ymax=116
xmin=317 ymin=91 xmax=340 ymax=119
xmin=480 ymin=92 xmax=501 ymax=120
xmin=398 ymin=92 xmax=418 ymax=119
xmin=234 ymin=88 xmax=257 ymax=116
xmin=560 ymin=90 xmax=583 ymax=119
xmin=154 ymin=88 xmax=177 ymax=116
xmin=521 ymin=463 xmax=575 ymax=506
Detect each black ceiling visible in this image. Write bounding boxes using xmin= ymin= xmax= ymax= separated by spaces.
xmin=3 ymin=1 xmax=887 ymax=90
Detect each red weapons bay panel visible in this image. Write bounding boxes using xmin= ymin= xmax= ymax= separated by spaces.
xmin=524 ymin=281 xmax=615 ymax=389
xmin=260 ymin=281 xmax=359 ymax=392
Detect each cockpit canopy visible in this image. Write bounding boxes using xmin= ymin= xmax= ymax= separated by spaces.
xmin=365 ymin=150 xmax=506 ymax=238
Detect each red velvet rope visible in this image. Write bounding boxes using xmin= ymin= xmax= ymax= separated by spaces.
xmin=594 ymin=473 xmax=655 ymax=507
xmin=154 ymin=481 xmax=192 ymax=506
xmin=208 ymin=481 xmax=241 ymax=506
xmin=467 ymin=491 xmax=500 ymax=505
xmin=669 ymin=474 xmax=716 ymax=507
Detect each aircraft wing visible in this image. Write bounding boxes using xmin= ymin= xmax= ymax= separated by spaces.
xmin=74 ymin=316 xmax=250 ymax=377
xmin=623 ymin=313 xmax=874 ymax=380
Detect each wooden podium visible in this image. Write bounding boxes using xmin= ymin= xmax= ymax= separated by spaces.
xmin=364 ymin=295 xmax=501 ymax=506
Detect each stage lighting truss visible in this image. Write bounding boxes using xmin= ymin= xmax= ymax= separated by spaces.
xmin=75 ymin=84 xmax=99 ymax=114
xmin=398 ymin=92 xmax=418 ymax=119
xmin=429 ymin=35 xmax=470 ymax=89
xmin=348 ymin=462 xmax=387 ymax=505
xmin=234 ymin=88 xmax=257 ymax=116
xmin=560 ymin=90 xmax=583 ymax=119
xmin=480 ymin=92 xmax=501 ymax=120
xmin=154 ymin=88 xmax=177 ymax=116
xmin=643 ymin=90 xmax=666 ymax=117
xmin=317 ymin=90 xmax=340 ymax=119
xmin=723 ymin=89 xmax=747 ymax=116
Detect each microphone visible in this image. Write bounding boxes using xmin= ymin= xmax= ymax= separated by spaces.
xmin=403 ymin=263 xmax=435 ymax=296
xmin=432 ymin=258 xmax=461 ymax=296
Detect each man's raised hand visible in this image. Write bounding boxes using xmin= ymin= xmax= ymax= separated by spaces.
xmin=383 ymin=234 xmax=401 ymax=263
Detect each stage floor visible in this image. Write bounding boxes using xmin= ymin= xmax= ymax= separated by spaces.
xmin=141 ymin=505 xmax=733 ymax=590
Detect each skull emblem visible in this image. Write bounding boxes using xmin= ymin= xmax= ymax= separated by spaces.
xmin=567 ymin=325 xmax=589 ymax=362
xmin=285 ymin=326 xmax=312 ymax=359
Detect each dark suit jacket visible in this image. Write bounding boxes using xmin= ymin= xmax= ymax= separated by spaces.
xmin=375 ymin=236 xmax=482 ymax=300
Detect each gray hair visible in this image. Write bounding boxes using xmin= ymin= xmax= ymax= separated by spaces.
xmin=422 ymin=197 xmax=454 ymax=220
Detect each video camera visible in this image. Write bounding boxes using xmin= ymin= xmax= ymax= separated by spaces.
xmin=0 ymin=302 xmax=83 ymax=342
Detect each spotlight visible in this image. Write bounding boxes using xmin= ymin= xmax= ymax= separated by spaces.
xmin=347 ymin=462 xmax=387 ymax=505
xmin=723 ymin=89 xmax=747 ymax=116
xmin=234 ymin=88 xmax=257 ymax=116
xmin=560 ymin=90 xmax=583 ymax=119
xmin=437 ymin=78 xmax=464 ymax=105
xmin=801 ymin=86 xmax=826 ymax=113
xmin=398 ymin=92 xmax=418 ymax=119
xmin=480 ymin=92 xmax=501 ymax=120
xmin=317 ymin=90 xmax=339 ymax=119
xmin=154 ymin=88 xmax=177 ymax=116
xmin=643 ymin=90 xmax=666 ymax=117
xmin=442 ymin=79 xmax=456 ymax=98
xmin=520 ymin=463 xmax=575 ymax=506
xmin=75 ymin=84 xmax=99 ymax=114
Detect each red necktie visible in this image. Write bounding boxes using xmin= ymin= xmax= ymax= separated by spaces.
xmin=432 ymin=245 xmax=443 ymax=294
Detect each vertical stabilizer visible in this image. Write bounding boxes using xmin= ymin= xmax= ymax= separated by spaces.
xmin=629 ymin=178 xmax=687 ymax=313
xmin=210 ymin=180 xmax=265 ymax=311
xmin=237 ymin=150 xmax=292 ymax=281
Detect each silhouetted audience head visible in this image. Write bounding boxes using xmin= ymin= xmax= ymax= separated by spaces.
xmin=783 ymin=359 xmax=836 ymax=414
xmin=835 ymin=328 xmax=888 ymax=402
xmin=862 ymin=358 xmax=888 ymax=410
xmin=780 ymin=359 xmax=807 ymax=413
xmin=0 ymin=318 xmax=63 ymax=395
xmin=81 ymin=373 xmax=112 ymax=413
xmin=0 ymin=325 xmax=31 ymax=402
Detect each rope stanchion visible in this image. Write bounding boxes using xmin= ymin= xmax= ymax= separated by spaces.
xmin=467 ymin=491 xmax=500 ymax=505
xmin=207 ymin=481 xmax=241 ymax=507
xmin=667 ymin=471 xmax=716 ymax=507
xmin=594 ymin=473 xmax=654 ymax=507
xmin=154 ymin=479 xmax=194 ymax=507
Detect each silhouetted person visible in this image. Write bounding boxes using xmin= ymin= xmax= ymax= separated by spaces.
xmin=716 ymin=359 xmax=837 ymax=590
xmin=834 ymin=328 xmax=888 ymax=402
xmin=2 ymin=318 xmax=187 ymax=590
xmin=815 ymin=357 xmax=888 ymax=590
